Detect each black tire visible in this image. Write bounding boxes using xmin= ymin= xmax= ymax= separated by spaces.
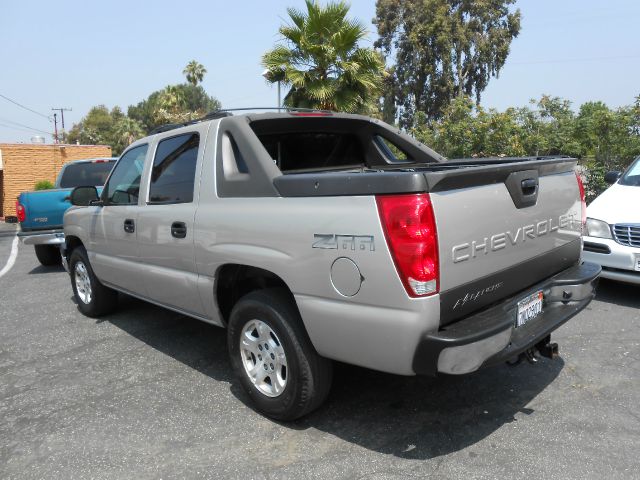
xmin=69 ymin=246 xmax=118 ymax=317
xmin=228 ymin=288 xmax=333 ymax=421
xmin=34 ymin=244 xmax=61 ymax=266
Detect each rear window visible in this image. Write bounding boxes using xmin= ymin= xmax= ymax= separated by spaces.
xmin=58 ymin=161 xmax=115 ymax=188
xmin=258 ymin=132 xmax=365 ymax=172
xmin=374 ymin=135 xmax=412 ymax=162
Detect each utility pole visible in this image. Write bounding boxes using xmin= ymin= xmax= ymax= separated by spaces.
xmin=52 ymin=113 xmax=59 ymax=144
xmin=52 ymin=107 xmax=72 ymax=141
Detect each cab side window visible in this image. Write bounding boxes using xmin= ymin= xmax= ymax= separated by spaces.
xmin=148 ymin=133 xmax=199 ymax=204
xmin=104 ymin=145 xmax=148 ymax=205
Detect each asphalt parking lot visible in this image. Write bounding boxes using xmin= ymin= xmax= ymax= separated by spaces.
xmin=1 ymin=225 xmax=639 ymax=479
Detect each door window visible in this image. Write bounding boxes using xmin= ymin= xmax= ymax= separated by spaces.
xmin=104 ymin=145 xmax=148 ymax=205
xmin=148 ymin=133 xmax=199 ymax=204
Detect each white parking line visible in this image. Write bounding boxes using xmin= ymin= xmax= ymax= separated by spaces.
xmin=0 ymin=235 xmax=19 ymax=278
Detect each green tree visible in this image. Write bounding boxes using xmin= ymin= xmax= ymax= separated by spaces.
xmin=153 ymin=85 xmax=187 ymax=124
xmin=375 ymin=0 xmax=521 ymax=127
xmin=413 ymin=95 xmax=577 ymax=159
xmin=573 ymin=101 xmax=640 ymax=167
xmin=574 ymin=99 xmax=640 ymax=198
xmin=128 ymin=84 xmax=221 ymax=132
xmin=262 ymin=0 xmax=385 ymax=112
xmin=513 ymin=95 xmax=582 ymax=158
xmin=112 ymin=116 xmax=145 ymax=153
xmin=66 ymin=105 xmax=120 ymax=147
xmin=413 ymin=95 xmax=477 ymax=158
xmin=411 ymin=94 xmax=640 ymax=198
xmin=66 ymin=105 xmax=144 ymax=155
xmin=183 ymin=60 xmax=207 ymax=86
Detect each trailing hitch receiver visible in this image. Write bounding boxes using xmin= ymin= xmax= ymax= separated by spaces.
xmin=507 ymin=335 xmax=559 ymax=366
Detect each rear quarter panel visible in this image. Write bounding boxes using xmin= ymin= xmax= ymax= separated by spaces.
xmin=195 ymin=125 xmax=441 ymax=374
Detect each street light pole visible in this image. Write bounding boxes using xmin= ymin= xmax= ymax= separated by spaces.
xmin=277 ymin=81 xmax=281 ymax=112
xmin=262 ymin=69 xmax=282 ymax=111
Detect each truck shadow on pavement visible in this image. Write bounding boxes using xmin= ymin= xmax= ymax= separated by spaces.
xmin=293 ymin=358 xmax=563 ymax=459
xmin=594 ymin=279 xmax=640 ymax=308
xmin=101 ymin=295 xmax=235 ymax=384
xmin=103 ymin=294 xmax=563 ymax=460
xmin=28 ymin=264 xmax=66 ymax=274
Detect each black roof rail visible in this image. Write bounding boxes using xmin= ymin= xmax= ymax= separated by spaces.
xmin=204 ymin=107 xmax=336 ymax=115
xmin=201 ymin=110 xmax=234 ymax=120
xmin=148 ymin=112 xmax=233 ymax=135
xmin=148 ymin=107 xmax=337 ymax=135
xmin=148 ymin=123 xmax=185 ymax=135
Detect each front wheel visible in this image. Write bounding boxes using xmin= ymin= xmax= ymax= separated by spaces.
xmin=69 ymin=246 xmax=118 ymax=317
xmin=227 ymin=288 xmax=332 ymax=421
xmin=34 ymin=244 xmax=61 ymax=266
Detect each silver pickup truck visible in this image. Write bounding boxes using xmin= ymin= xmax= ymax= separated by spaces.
xmin=63 ymin=110 xmax=600 ymax=420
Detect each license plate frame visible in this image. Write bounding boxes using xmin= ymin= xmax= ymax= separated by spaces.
xmin=516 ymin=291 xmax=544 ymax=328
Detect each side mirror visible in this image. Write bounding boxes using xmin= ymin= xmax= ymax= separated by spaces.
xmin=604 ymin=171 xmax=622 ymax=185
xmin=70 ymin=186 xmax=101 ymax=206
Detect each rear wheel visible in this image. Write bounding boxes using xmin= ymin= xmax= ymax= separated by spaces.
xmin=34 ymin=245 xmax=61 ymax=266
xmin=227 ymin=288 xmax=332 ymax=421
xmin=69 ymin=246 xmax=118 ymax=317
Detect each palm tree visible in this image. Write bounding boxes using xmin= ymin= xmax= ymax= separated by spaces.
xmin=183 ymin=60 xmax=207 ymax=86
xmin=113 ymin=117 xmax=144 ymax=147
xmin=262 ymin=0 xmax=384 ymax=113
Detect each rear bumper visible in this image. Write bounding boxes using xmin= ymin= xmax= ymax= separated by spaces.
xmin=412 ymin=261 xmax=601 ymax=376
xmin=18 ymin=229 xmax=65 ymax=246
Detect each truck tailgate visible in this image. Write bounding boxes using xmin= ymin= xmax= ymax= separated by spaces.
xmin=429 ymin=165 xmax=582 ymax=324
xmin=20 ymin=189 xmax=71 ymax=230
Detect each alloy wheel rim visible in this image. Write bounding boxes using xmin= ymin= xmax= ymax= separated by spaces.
xmin=239 ymin=319 xmax=288 ymax=397
xmin=74 ymin=261 xmax=92 ymax=304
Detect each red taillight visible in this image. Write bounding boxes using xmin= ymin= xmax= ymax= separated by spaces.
xmin=575 ymin=171 xmax=587 ymax=230
xmin=15 ymin=201 xmax=26 ymax=223
xmin=376 ymin=193 xmax=439 ymax=297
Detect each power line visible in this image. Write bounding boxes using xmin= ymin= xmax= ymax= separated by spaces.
xmin=510 ymin=53 xmax=640 ymax=66
xmin=0 ymin=93 xmax=52 ymax=121
xmin=0 ymin=121 xmax=50 ymax=137
xmin=0 ymin=116 xmax=51 ymax=135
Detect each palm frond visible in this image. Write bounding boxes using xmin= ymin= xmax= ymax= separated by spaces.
xmin=286 ymin=7 xmax=306 ymax=30
xmin=305 ymin=79 xmax=338 ymax=101
xmin=263 ymin=0 xmax=384 ymax=111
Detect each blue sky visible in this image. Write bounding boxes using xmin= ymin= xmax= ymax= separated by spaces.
xmin=1 ymin=0 xmax=639 ymax=143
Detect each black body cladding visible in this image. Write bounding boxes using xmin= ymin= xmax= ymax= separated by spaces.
xmin=274 ymin=157 xmax=576 ymax=197
xmin=439 ymin=240 xmax=582 ymax=326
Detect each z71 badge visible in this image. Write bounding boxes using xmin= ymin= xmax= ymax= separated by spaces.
xmin=313 ymin=234 xmax=375 ymax=252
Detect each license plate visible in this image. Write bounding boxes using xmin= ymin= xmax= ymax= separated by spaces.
xmin=635 ymin=255 xmax=640 ymax=272
xmin=516 ymin=291 xmax=544 ymax=328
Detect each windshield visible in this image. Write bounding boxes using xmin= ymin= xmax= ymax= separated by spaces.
xmin=58 ymin=161 xmax=115 ymax=188
xmin=619 ymin=157 xmax=640 ymax=187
